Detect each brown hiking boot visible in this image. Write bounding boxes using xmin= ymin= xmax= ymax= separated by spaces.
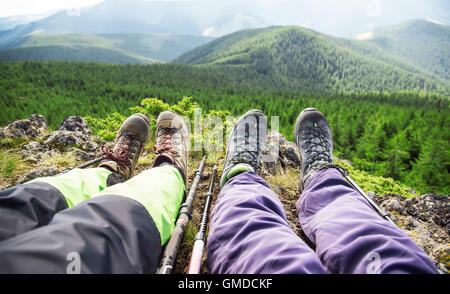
xmin=99 ymin=113 xmax=150 ymax=180
xmin=152 ymin=111 xmax=190 ymax=183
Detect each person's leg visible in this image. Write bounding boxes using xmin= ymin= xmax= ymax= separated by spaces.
xmin=0 ymin=164 xmax=184 ymax=274
xmin=0 ymin=111 xmax=189 ymax=274
xmin=0 ymin=167 xmax=119 ymax=242
xmin=297 ymin=168 xmax=438 ymax=274
xmin=208 ymin=109 xmax=325 ymax=274
xmin=208 ymin=171 xmax=326 ymax=274
xmin=0 ymin=113 xmax=150 ymax=242
xmin=294 ymin=108 xmax=438 ymax=274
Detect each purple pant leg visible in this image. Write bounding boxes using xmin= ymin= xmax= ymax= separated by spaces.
xmin=297 ymin=169 xmax=438 ymax=274
xmin=207 ymin=172 xmax=325 ymax=274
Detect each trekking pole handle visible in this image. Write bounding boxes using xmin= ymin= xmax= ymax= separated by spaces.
xmin=187 ymin=240 xmax=205 ymax=274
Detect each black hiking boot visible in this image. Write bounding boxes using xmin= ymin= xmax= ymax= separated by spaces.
xmin=99 ymin=113 xmax=150 ymax=180
xmin=295 ymin=108 xmax=341 ymax=192
xmin=221 ymin=109 xmax=268 ymax=187
xmin=151 ymin=111 xmax=190 ymax=184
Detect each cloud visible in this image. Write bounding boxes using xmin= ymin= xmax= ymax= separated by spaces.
xmin=355 ymin=31 xmax=374 ymax=40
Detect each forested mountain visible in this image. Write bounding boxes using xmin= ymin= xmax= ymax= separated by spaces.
xmin=0 ymin=46 xmax=157 ymax=64
xmin=1 ymin=18 xmax=448 ymax=92
xmin=368 ymin=20 xmax=450 ymax=81
xmin=175 ymin=24 xmax=450 ymax=95
xmin=0 ymin=33 xmax=213 ymax=63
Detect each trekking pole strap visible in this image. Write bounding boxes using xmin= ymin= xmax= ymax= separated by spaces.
xmin=59 ymin=158 xmax=103 ymax=174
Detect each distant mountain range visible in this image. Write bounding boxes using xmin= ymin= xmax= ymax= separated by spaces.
xmin=0 ymin=0 xmax=448 ymax=94
xmin=0 ymin=0 xmax=266 ymax=41
xmin=174 ymin=20 xmax=450 ymax=94
xmin=0 ymin=0 xmax=264 ymax=63
xmin=0 ymin=33 xmax=213 ymax=63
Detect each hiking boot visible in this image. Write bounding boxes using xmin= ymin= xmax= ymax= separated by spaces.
xmin=221 ymin=109 xmax=268 ymax=187
xmin=151 ymin=111 xmax=190 ymax=183
xmin=99 ymin=113 xmax=150 ymax=180
xmin=295 ymin=108 xmax=337 ymax=192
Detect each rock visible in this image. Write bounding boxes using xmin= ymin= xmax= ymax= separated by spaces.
xmin=20 ymin=141 xmax=49 ymax=159
xmin=385 ymin=199 xmax=404 ymax=214
xmin=262 ymin=131 xmax=285 ymax=175
xmin=404 ymin=194 xmax=449 ymax=231
xmin=281 ymin=141 xmax=301 ymax=167
xmin=59 ymin=116 xmax=92 ymax=135
xmin=372 ymin=193 xmax=450 ymax=272
xmin=68 ymin=147 xmax=94 ymax=161
xmin=44 ymin=116 xmax=98 ymax=152
xmin=45 ymin=130 xmax=86 ymax=148
xmin=0 ymin=114 xmax=48 ymax=139
xmin=261 ymin=131 xmax=301 ymax=175
xmin=17 ymin=165 xmax=60 ymax=184
xmin=13 ymin=116 xmax=100 ymax=164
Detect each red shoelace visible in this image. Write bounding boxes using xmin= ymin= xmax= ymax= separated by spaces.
xmin=101 ymin=135 xmax=136 ymax=169
xmin=101 ymin=145 xmax=129 ymax=169
xmin=153 ymin=130 xmax=178 ymax=157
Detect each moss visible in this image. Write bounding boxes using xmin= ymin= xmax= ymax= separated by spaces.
xmin=0 ymin=149 xmax=29 ymax=186
xmin=335 ymin=159 xmax=418 ymax=197
xmin=0 ymin=137 xmax=29 ymax=149
xmin=39 ymin=152 xmax=78 ymax=169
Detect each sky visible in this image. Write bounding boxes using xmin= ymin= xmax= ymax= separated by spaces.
xmin=0 ymin=0 xmax=104 ymax=17
xmin=0 ymin=0 xmax=448 ymax=37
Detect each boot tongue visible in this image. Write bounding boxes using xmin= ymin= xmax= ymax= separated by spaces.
xmin=152 ymin=154 xmax=177 ymax=168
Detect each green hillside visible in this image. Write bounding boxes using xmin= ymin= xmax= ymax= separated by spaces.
xmin=330 ymin=20 xmax=450 ymax=83
xmin=174 ymin=25 xmax=450 ymax=95
xmin=0 ymin=33 xmax=214 ymax=63
xmin=368 ymin=20 xmax=450 ymax=81
xmin=0 ymin=45 xmax=157 ymax=64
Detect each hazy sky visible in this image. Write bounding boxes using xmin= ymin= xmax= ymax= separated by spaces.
xmin=1 ymin=0 xmax=447 ymax=19
xmin=0 ymin=0 xmax=448 ymax=36
xmin=0 ymin=0 xmax=103 ymax=17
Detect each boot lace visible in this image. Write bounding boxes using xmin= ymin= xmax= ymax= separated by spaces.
xmin=302 ymin=126 xmax=333 ymax=168
xmin=101 ymin=134 xmax=137 ymax=169
xmin=153 ymin=128 xmax=179 ymax=157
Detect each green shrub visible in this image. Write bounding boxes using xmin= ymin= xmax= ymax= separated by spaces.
xmin=335 ymin=159 xmax=418 ymax=197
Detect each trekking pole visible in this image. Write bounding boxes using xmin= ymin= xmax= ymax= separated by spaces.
xmin=333 ymin=166 xmax=396 ymax=226
xmin=59 ymin=158 xmax=103 ymax=174
xmin=339 ymin=167 xmax=448 ymax=274
xmin=344 ymin=174 xmax=396 ymax=225
xmin=157 ymin=155 xmax=207 ymax=274
xmin=187 ymin=165 xmax=217 ymax=275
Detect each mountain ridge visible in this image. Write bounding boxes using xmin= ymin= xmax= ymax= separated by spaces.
xmin=0 ymin=33 xmax=214 ymax=63
xmin=175 ymin=24 xmax=450 ymax=95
